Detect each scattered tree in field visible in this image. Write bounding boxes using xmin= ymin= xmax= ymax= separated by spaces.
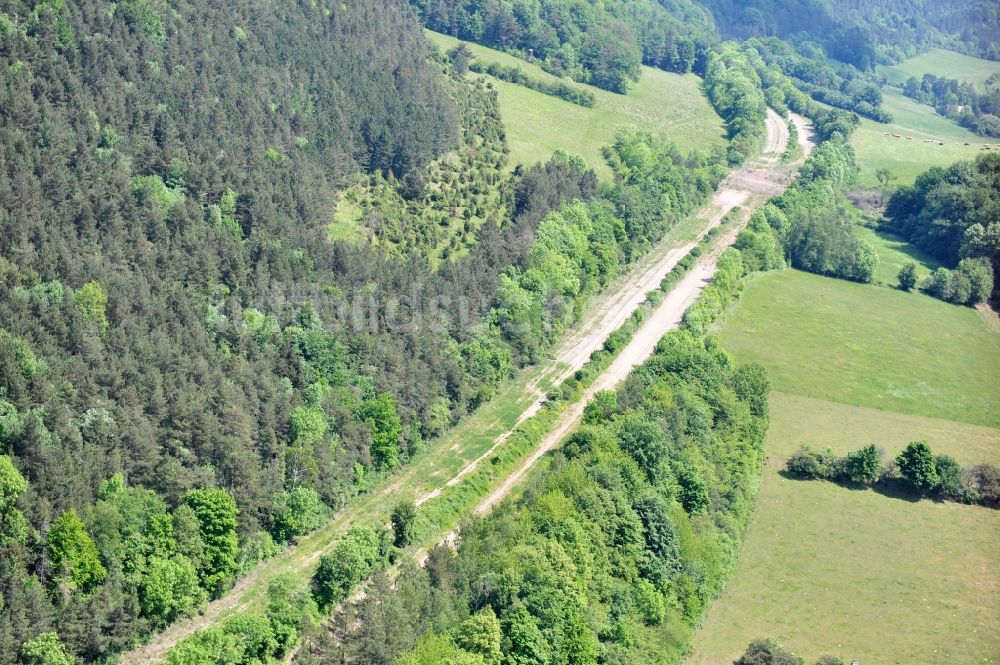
xmin=391 ymin=501 xmax=417 ymax=548
xmin=896 ymin=441 xmax=939 ymax=493
xmin=897 ymin=262 xmax=918 ymax=291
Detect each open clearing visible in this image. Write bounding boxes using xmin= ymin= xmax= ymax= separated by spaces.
xmin=717 ymin=269 xmax=1000 ymax=428
xmin=879 ymin=48 xmax=1000 ymax=89
xmin=688 ymin=397 xmax=1000 ymax=665
xmin=691 ymin=265 xmax=1000 ymax=664
xmin=853 ymin=223 xmax=941 ymax=286
xmin=851 ymin=88 xmax=985 ymax=187
xmin=426 ymin=31 xmax=726 ymax=179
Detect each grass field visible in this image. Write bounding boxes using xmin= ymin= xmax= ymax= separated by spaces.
xmin=691 ymin=264 xmax=1000 ymax=664
xmin=717 ymin=269 xmax=1000 ymax=428
xmin=426 ymin=31 xmax=726 ymax=179
xmin=851 ymin=88 xmax=985 ymax=187
xmin=688 ymin=395 xmax=1000 ymax=665
xmin=854 ymin=224 xmax=941 ymax=286
xmin=880 ymin=48 xmax=1000 ymax=89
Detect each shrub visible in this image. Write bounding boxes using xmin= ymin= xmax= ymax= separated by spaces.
xmin=896 ymin=441 xmax=939 ymax=493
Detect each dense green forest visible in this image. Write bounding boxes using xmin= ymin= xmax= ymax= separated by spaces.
xmin=0 ymin=0 xmax=732 ymax=658
xmin=294 ymin=260 xmax=769 ymax=664
xmin=884 ymin=153 xmax=1000 ymax=304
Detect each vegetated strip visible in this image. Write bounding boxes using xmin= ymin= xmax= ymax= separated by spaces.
xmin=468 ymin=59 xmax=596 ymax=107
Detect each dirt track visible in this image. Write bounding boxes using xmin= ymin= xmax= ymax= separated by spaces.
xmin=442 ymin=109 xmax=812 ymax=531
xmin=120 ymin=110 xmax=812 ymax=664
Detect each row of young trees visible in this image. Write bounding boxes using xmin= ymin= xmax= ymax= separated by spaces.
xmin=786 ymin=441 xmax=1000 ymax=507
xmin=467 ymin=59 xmax=597 ymax=107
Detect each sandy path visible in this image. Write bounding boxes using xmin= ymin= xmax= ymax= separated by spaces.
xmin=121 ymin=110 xmax=811 ymax=664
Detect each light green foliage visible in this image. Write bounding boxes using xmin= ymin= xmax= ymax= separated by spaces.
xmin=271 ymin=486 xmax=329 ymax=542
xmin=397 ymin=632 xmax=484 ymax=665
xmin=119 ymin=0 xmax=165 ymax=44
xmin=454 ymin=608 xmax=502 ymax=665
xmin=47 ymin=509 xmax=106 ymax=592
xmin=358 ymin=392 xmax=403 ymax=470
xmin=897 ymin=261 xmax=918 ymax=290
xmin=74 ymin=280 xmax=109 ymax=329
xmin=140 ymin=555 xmax=206 ymax=626
xmin=0 ymin=454 xmax=28 ymax=546
xmin=131 ymin=174 xmax=185 ymax=210
xmin=704 ymin=43 xmax=768 ymax=165
xmin=289 ymin=405 xmax=327 ymax=446
xmin=223 ymin=613 xmax=278 ymax=665
xmin=184 ymin=488 xmax=240 ymax=596
xmin=19 ymin=632 xmax=74 ymax=665
xmin=311 ymin=525 xmax=386 ymax=610
xmin=165 ymin=626 xmax=243 ymax=665
xmin=266 ymin=572 xmax=318 ymax=655
xmin=896 ymin=441 xmax=939 ymax=493
xmin=0 ymin=329 xmax=44 ymax=382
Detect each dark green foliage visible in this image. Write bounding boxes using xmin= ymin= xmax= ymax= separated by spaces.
xmin=885 ymin=154 xmax=1000 ymax=298
xmin=896 ymin=442 xmax=939 ymax=493
xmin=311 ymin=526 xmax=388 ymax=611
xmin=411 ymin=0 xmax=716 ymax=90
xmin=700 ymin=0 xmax=999 ymax=63
xmin=736 ymin=638 xmax=804 ymax=665
xmin=844 ymin=444 xmax=882 ymax=484
xmin=746 ymin=37 xmax=890 ymax=121
xmin=469 ymin=61 xmax=596 ymax=107
xmin=301 ymin=330 xmax=770 ymax=664
xmin=391 ymin=501 xmax=417 ymax=548
xmin=785 ymin=447 xmax=841 ymax=480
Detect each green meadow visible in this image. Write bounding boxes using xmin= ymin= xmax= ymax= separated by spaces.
xmin=880 ymin=47 xmax=1000 ymax=89
xmin=691 ymin=264 xmax=1000 ymax=664
xmin=426 ymin=30 xmax=726 ymax=179
xmin=689 ymin=407 xmax=1000 ymax=665
xmin=717 ymin=269 xmax=1000 ymax=428
xmin=851 ymin=88 xmax=986 ymax=187
xmin=853 ymin=224 xmax=941 ymax=286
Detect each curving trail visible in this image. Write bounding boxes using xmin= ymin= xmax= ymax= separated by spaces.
xmin=120 ymin=110 xmax=813 ymax=664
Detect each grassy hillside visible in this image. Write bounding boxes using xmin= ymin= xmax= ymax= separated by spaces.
xmin=717 ymin=269 xmax=1000 ymax=428
xmin=854 ymin=224 xmax=941 ymax=285
xmin=426 ymin=31 xmax=726 ymax=179
xmin=851 ymin=89 xmax=986 ymax=187
xmin=689 ymin=401 xmax=1000 ymax=665
xmin=880 ymin=48 xmax=1000 ymax=89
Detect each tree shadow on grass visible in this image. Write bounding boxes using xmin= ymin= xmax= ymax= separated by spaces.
xmin=778 ymin=469 xmax=922 ymax=503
